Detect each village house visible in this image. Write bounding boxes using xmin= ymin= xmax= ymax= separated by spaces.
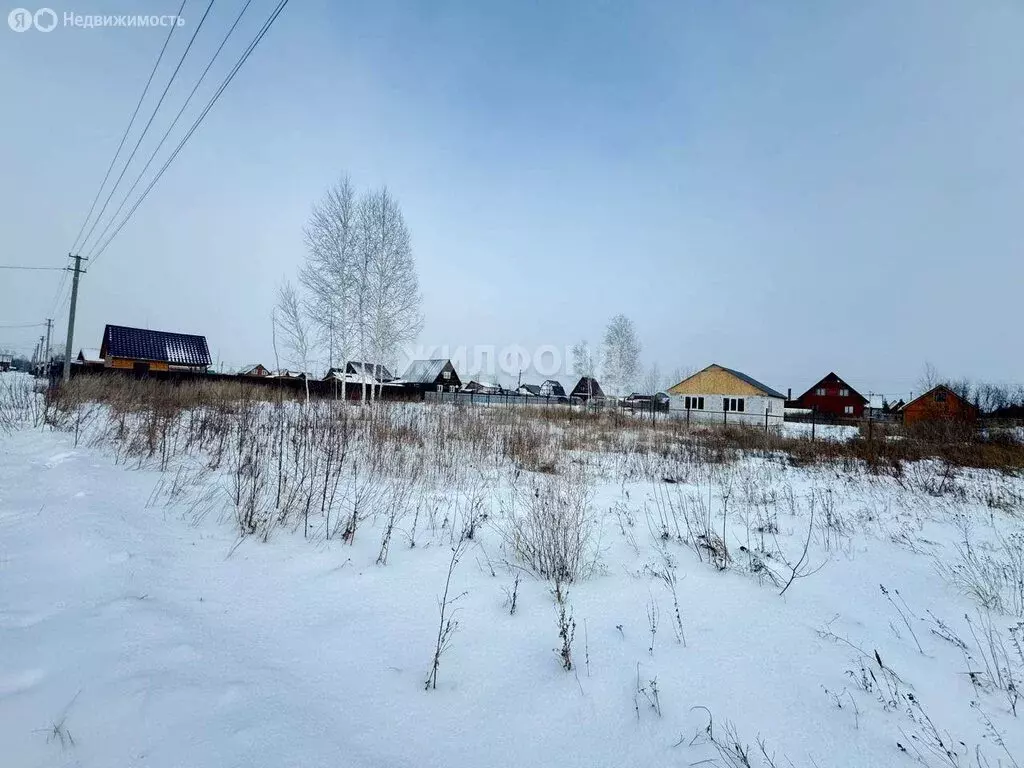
xmin=323 ymin=361 xmax=395 ymax=385
xmin=0 ymin=353 xmax=13 ymax=372
xmin=667 ymin=363 xmax=786 ymax=426
xmin=792 ymin=371 xmax=869 ymax=418
xmin=398 ymin=359 xmax=461 ymax=398
xmin=99 ymin=324 xmax=211 ymax=374
xmin=903 ymin=385 xmax=979 ymax=426
xmin=570 ymin=376 xmax=605 ymax=402
xmin=539 ymin=379 xmax=568 ymax=400
xmin=238 ymin=363 xmax=270 ymax=377
xmin=77 ymin=348 xmax=105 ymax=369
xmin=516 ymin=383 xmax=542 ymax=397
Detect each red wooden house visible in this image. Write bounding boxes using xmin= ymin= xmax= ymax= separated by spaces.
xmin=792 ymin=372 xmax=869 ymax=418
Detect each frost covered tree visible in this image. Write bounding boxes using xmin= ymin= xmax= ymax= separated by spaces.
xmin=355 ymin=186 xmax=424 ymax=402
xmin=642 ymin=363 xmax=662 ymax=396
xmin=275 ymin=279 xmax=313 ymax=403
xmin=571 ymin=340 xmax=602 ymax=400
xmin=300 ymin=178 xmax=424 ymax=403
xmin=602 ymin=315 xmax=642 ymax=397
xmin=301 ymin=177 xmax=358 ymax=399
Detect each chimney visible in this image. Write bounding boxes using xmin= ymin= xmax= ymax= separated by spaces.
xmin=787 ymin=387 xmax=792 ymax=401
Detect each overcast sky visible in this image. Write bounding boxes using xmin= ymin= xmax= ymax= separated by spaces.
xmin=1 ymin=0 xmax=1022 ymax=398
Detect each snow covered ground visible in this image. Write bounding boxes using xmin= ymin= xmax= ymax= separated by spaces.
xmin=1 ymin=376 xmax=1023 ymax=767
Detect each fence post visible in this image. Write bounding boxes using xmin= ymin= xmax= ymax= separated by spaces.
xmin=811 ymin=409 xmax=816 ymax=443
xmin=765 ymin=407 xmax=769 ymax=433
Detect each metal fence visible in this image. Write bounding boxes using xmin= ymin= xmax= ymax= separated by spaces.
xmin=425 ymin=390 xmax=568 ymax=407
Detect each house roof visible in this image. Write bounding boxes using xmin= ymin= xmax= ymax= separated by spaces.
xmin=716 ymin=365 xmax=786 ymax=400
xmin=238 ymin=363 xmax=267 ymax=375
xmin=518 ymin=384 xmax=541 ymax=396
xmin=346 ymin=361 xmax=394 ymax=382
xmin=673 ymin=364 xmax=786 ymax=400
xmin=571 ymin=376 xmax=605 ymax=398
xmin=795 ymin=371 xmax=869 ymax=404
xmin=78 ymin=348 xmax=103 ymax=363
xmin=401 ymin=359 xmax=453 ymax=384
xmin=102 ymin=324 xmax=211 ymax=367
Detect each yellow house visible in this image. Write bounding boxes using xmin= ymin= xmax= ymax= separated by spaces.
xmin=667 ymin=363 xmax=786 ymax=425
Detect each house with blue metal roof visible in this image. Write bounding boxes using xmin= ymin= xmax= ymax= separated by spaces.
xmin=99 ymin=324 xmax=211 ymax=374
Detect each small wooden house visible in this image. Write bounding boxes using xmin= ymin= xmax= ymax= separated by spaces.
xmin=517 ymin=384 xmax=542 ymax=397
xmin=539 ymin=379 xmax=567 ymax=400
xmin=571 ymin=376 xmax=605 ymax=402
xmin=398 ymin=359 xmax=461 ymax=398
xmin=903 ymin=385 xmax=978 ymax=426
xmin=0 ymin=353 xmax=12 ymax=372
xmin=792 ymin=372 xmax=869 ymax=418
xmin=100 ymin=324 xmax=211 ymax=374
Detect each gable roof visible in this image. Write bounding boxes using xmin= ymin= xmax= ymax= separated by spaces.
xmin=401 ymin=359 xmax=454 ymax=384
xmin=518 ymin=384 xmax=541 ymax=396
xmin=346 ymin=361 xmax=394 ymax=382
xmin=78 ymin=348 xmax=103 ymax=363
xmin=571 ymin=376 xmax=605 ymax=398
xmin=238 ymin=363 xmax=268 ymax=375
xmin=101 ymin=324 xmax=211 ymax=367
xmin=905 ymin=385 xmax=977 ymax=412
xmin=671 ymin=364 xmax=786 ymax=400
xmin=795 ymin=371 xmax=869 ymax=404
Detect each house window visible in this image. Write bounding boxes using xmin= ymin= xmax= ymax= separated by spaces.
xmin=685 ymin=396 xmax=704 ymax=410
xmin=737 ymin=398 xmax=745 ymax=412
xmin=437 ymin=384 xmax=443 ymax=392
xmin=935 ymin=391 xmax=946 ymax=403
xmin=685 ymin=396 xmax=691 ymax=409
xmin=844 ymin=405 xmax=854 ymax=415
xmin=816 ymin=387 xmax=826 ymax=396
xmin=840 ymin=388 xmax=850 ymax=397
xmin=449 ymin=385 xmax=457 ymax=392
xmin=723 ymin=397 xmax=745 ymax=412
xmin=442 ymin=370 xmax=451 ymax=380
xmin=723 ymin=397 xmax=730 ymax=412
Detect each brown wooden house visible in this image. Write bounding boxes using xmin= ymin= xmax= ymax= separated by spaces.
xmin=792 ymin=372 xmax=869 ymax=418
xmin=903 ymin=385 xmax=979 ymax=426
xmin=100 ymin=324 xmax=211 ymax=374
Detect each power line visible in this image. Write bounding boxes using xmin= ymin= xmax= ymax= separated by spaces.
xmin=0 ymin=321 xmax=46 ymax=328
xmin=0 ymin=265 xmax=65 ymax=271
xmin=84 ymin=0 xmax=256 ymax=258
xmin=89 ymin=0 xmax=290 ymax=267
xmin=78 ymin=0 xmax=217 ymax=256
xmin=68 ymin=0 xmax=188 ymax=255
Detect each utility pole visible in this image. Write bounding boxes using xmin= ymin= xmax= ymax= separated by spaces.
xmin=62 ymin=253 xmax=86 ymax=383
xmin=44 ymin=317 xmax=52 ymax=365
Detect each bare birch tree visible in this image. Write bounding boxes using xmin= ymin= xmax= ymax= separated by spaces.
xmin=275 ymin=279 xmax=312 ymax=403
xmin=602 ymin=314 xmax=642 ymax=397
xmin=356 ymin=186 xmax=424 ymax=401
xmin=642 ymin=363 xmax=662 ymax=396
xmin=571 ymin=341 xmax=602 ymax=400
xmin=302 ymin=177 xmax=358 ymax=400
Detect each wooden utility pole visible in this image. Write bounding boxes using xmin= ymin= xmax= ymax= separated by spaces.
xmin=62 ymin=253 xmax=86 ymax=383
